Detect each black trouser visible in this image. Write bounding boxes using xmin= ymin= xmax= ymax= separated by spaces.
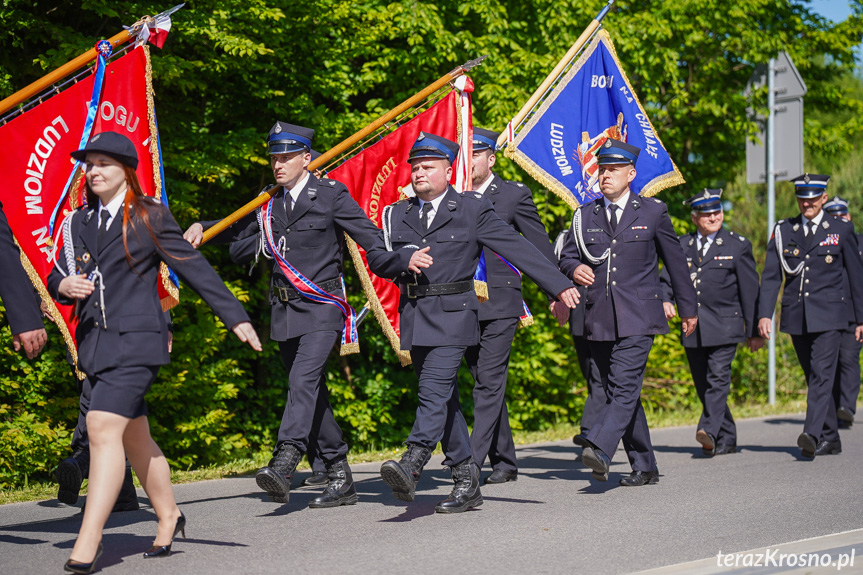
xmin=791 ymin=330 xmax=841 ymax=443
xmin=833 ymin=326 xmax=862 ymax=417
xmin=276 ymin=330 xmax=348 ymax=463
xmin=70 ymin=375 xmax=90 ymax=451
xmin=408 ymin=345 xmax=472 ymax=466
xmin=585 ymin=336 xmax=656 ymax=472
xmin=573 ymin=335 xmax=606 ymax=435
xmin=685 ymin=344 xmax=738 ymax=446
xmin=466 ymin=317 xmax=519 ymax=473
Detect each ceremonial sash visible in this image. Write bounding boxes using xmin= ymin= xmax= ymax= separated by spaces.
xmin=260 ymin=198 xmax=359 ymax=355
xmin=474 ymin=252 xmax=534 ymax=329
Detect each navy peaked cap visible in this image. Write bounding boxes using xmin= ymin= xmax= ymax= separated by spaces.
xmin=825 ymin=195 xmax=850 ymax=215
xmin=408 ymin=132 xmax=459 ymax=164
xmin=268 ymin=121 xmax=314 ymax=154
xmin=791 ymin=173 xmax=829 ymax=198
xmin=596 ymin=138 xmax=640 ymax=165
xmin=472 ymin=127 xmax=499 ymax=151
xmin=684 ymin=189 xmax=723 ymax=213
xmin=71 ymin=131 xmax=138 ymax=169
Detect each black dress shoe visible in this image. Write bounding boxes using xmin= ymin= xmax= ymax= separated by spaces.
xmin=696 ymin=429 xmax=716 ymax=456
xmin=64 ymin=543 xmax=103 ymax=574
xmin=56 ymin=449 xmax=89 ymax=505
xmin=714 ymin=444 xmax=737 ymax=455
xmin=435 ymin=459 xmax=482 ymax=513
xmin=572 ymin=433 xmax=590 ymax=448
xmin=837 ymin=406 xmax=855 ymax=424
xmin=302 ymin=470 xmax=329 ymax=487
xmin=839 ymin=419 xmax=853 ymax=430
xmin=143 ymin=511 xmax=186 ymax=558
xmin=581 ymin=446 xmax=610 ymax=481
xmin=484 ymin=469 xmax=517 ymax=484
xmin=797 ymin=432 xmax=817 ymax=458
xmin=814 ymin=440 xmax=842 ymax=456
xmin=619 ymin=468 xmax=659 ymax=487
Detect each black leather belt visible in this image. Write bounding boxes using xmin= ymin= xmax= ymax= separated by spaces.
xmin=405 ymin=280 xmax=473 ymax=299
xmin=272 ymin=278 xmax=342 ymax=302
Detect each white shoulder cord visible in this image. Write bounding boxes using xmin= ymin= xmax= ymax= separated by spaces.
xmin=382 ymin=204 xmax=394 ymax=252
xmin=53 ymin=214 xmax=76 ymax=277
xmin=773 ymin=223 xmax=806 ymax=301
xmin=571 ymin=207 xmax=612 ymax=296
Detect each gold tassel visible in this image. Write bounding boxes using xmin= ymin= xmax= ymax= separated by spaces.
xmin=474 ymin=279 xmax=489 ymax=303
xmin=339 ymin=342 xmax=360 ymax=356
xmin=517 ymin=315 xmax=535 ymax=330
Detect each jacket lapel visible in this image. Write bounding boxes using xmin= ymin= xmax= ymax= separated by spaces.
xmin=288 ymin=177 xmax=316 ymax=225
xmin=593 ymin=201 xmax=613 ymax=238
xmin=422 ymin=186 xmax=456 ymax=237
xmin=80 ymin=208 xmax=100 ymax=260
xmin=486 ymin=174 xmax=502 ymax=207
xmin=271 ymin=187 xmax=290 ymax=226
xmin=401 ymin=197 xmax=424 ymax=236
xmin=806 ymin=216 xmax=830 ymax=252
xmin=613 ymin=194 xmax=641 ymax=237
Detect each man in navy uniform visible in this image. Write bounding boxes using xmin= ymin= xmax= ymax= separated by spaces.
xmin=0 ymin=202 xmax=47 ymax=359
xmin=558 ymin=139 xmax=697 ymax=486
xmin=758 ymin=175 xmax=863 ymax=457
xmin=823 ymin=195 xmax=863 ymax=429
xmin=464 ymin=127 xmax=559 ymax=485
xmin=660 ymin=189 xmax=762 ymax=456
xmin=366 ymin=133 xmax=579 ymax=512
xmin=230 ymin=122 xmax=382 ymax=507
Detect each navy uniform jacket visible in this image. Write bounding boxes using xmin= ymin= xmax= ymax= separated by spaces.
xmin=47 ymin=200 xmax=251 ymax=375
xmin=477 ymin=175 xmax=557 ymax=321
xmin=559 ymin=194 xmax=697 ymax=341
xmin=758 ymin=215 xmax=863 ymax=335
xmin=366 ymin=186 xmax=573 ymax=350
xmin=660 ymin=228 xmax=759 ymax=347
xmin=230 ymin=174 xmax=381 ymax=341
xmin=0 ymin=202 xmax=43 ymax=334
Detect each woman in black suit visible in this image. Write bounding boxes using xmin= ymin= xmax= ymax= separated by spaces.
xmin=48 ymin=131 xmax=261 ymax=573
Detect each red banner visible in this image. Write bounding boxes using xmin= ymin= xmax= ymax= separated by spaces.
xmin=327 ymin=91 xmax=464 ymax=365
xmin=0 ymin=46 xmax=170 ymax=367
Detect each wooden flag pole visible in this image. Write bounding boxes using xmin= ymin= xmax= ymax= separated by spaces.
xmin=0 ymin=29 xmax=134 ymax=117
xmin=496 ymin=0 xmax=615 ymax=150
xmin=201 ymin=55 xmax=488 ymax=245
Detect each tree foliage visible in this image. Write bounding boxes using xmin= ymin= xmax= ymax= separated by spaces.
xmin=1 ymin=0 xmax=862 ymax=487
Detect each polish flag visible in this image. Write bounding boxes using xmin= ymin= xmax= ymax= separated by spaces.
xmin=135 ymin=15 xmax=172 ymax=48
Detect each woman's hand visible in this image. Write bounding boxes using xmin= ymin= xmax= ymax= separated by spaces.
xmin=58 ymin=275 xmax=95 ymax=300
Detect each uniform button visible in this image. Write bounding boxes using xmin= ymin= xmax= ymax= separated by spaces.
xmin=612 ymin=239 xmax=617 ymax=245
xmin=697 ymin=290 xmax=701 ymax=295
xmin=697 ymin=302 xmax=702 ymax=308
xmin=805 ymin=255 xmax=810 ymax=259
xmin=400 ymin=272 xmax=406 ymax=276
xmin=93 ymin=322 xmax=99 ymax=328
xmin=612 ymin=253 xmax=617 ymax=258
xmin=697 ymin=279 xmax=701 ymax=284
xmin=93 ymin=302 xmax=99 ymax=308
xmin=805 ymin=292 xmax=809 ymax=297
xmin=285 ymin=247 xmax=290 ymax=252
xmin=804 ymin=279 xmax=809 ymax=284
xmin=451 ymin=235 xmax=455 ymax=239
xmin=611 ymin=281 xmax=617 ymax=286
xmin=612 ymin=267 xmax=617 ymax=272
xmin=422 ymin=238 xmax=427 ymax=244
xmin=805 ymin=267 xmax=809 ymax=271
xmin=286 ymin=228 xmax=290 ymax=233
xmin=697 ymin=268 xmax=702 ymax=272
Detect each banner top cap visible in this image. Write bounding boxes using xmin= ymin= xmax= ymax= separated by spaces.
xmin=71 ymin=130 xmax=139 ymax=168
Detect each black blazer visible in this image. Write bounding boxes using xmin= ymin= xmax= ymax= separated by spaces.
xmin=661 ymin=228 xmax=759 ymax=347
xmin=758 ymin=214 xmax=863 ymax=335
xmin=0 ymin=202 xmax=43 ymax=334
xmin=477 ymin=174 xmax=557 ymax=321
xmin=559 ymin=194 xmax=696 ymax=341
xmin=47 ymin=199 xmax=251 ymax=375
xmin=229 ymin=175 xmax=381 ymax=340
xmin=366 ymin=187 xmax=573 ymax=350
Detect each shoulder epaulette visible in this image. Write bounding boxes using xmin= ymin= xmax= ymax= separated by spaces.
xmin=777 ymin=219 xmax=785 ymax=225
xmin=318 ymin=178 xmax=339 ymax=187
xmin=145 ymin=196 xmax=161 ymax=204
xmin=391 ymin=198 xmax=408 ymax=206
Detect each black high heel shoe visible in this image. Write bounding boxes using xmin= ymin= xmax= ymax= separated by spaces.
xmin=143 ymin=511 xmax=186 ymax=558
xmin=64 ymin=542 xmax=103 ymax=574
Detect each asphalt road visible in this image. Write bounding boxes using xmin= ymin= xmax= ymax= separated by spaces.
xmin=2 ymin=412 xmax=862 ymax=574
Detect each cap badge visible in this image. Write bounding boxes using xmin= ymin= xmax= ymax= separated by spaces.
xmin=417 ymin=132 xmax=426 ymax=141
xmin=604 ymin=139 xmax=612 ymax=148
xmin=804 ymin=174 xmax=811 ymax=183
xmin=90 ymin=134 xmax=101 ymax=143
xmin=274 ymin=124 xmax=282 ymax=134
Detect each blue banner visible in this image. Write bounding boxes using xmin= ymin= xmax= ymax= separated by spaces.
xmin=506 ymin=30 xmax=684 ymax=207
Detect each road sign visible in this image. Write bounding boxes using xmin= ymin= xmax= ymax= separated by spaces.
xmin=746 ymin=97 xmax=804 ymax=183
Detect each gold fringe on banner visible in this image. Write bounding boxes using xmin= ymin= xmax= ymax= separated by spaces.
xmin=16 ymin=241 xmax=85 ymax=379
xmin=345 ymin=235 xmax=412 ymax=367
xmin=506 ymin=29 xmax=685 ymax=207
xmin=517 ymin=315 xmax=535 ymax=330
xmin=143 ymin=45 xmax=179 ymax=312
xmin=339 ymin=341 xmax=360 ymax=356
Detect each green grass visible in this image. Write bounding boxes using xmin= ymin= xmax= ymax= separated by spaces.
xmin=0 ymin=395 xmax=810 ymax=506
